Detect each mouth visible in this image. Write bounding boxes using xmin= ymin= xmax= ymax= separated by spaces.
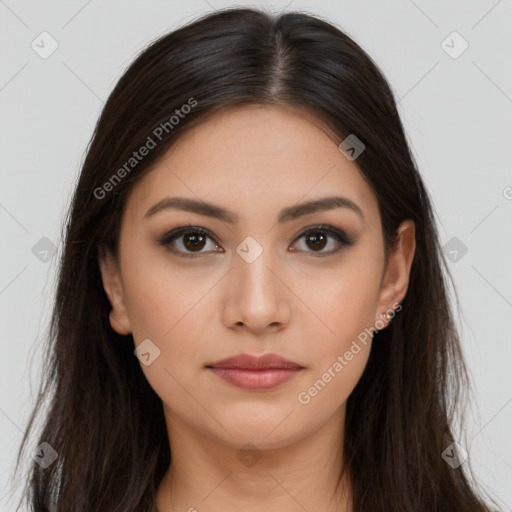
xmin=205 ymin=353 xmax=304 ymax=390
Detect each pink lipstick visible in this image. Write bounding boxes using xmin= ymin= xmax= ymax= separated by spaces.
xmin=206 ymin=353 xmax=304 ymax=390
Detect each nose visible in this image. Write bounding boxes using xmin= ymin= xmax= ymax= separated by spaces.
xmin=221 ymin=245 xmax=291 ymax=335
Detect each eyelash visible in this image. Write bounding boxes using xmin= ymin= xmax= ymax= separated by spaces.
xmin=157 ymin=224 xmax=355 ymax=259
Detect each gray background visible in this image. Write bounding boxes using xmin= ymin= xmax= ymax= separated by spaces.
xmin=1 ymin=0 xmax=511 ymax=510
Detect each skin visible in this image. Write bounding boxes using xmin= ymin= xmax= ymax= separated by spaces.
xmin=98 ymin=104 xmax=416 ymax=512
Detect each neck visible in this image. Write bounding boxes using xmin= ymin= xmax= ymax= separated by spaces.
xmin=155 ymin=406 xmax=353 ymax=512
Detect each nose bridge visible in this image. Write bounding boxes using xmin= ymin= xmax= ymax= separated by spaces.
xmin=226 ymin=233 xmax=290 ymax=330
xmin=234 ymin=234 xmax=279 ymax=297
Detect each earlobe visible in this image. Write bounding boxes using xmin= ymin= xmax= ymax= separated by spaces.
xmin=375 ymin=220 xmax=416 ymax=327
xmin=97 ymin=246 xmax=132 ymax=335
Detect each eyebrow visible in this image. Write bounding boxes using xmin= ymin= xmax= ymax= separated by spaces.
xmin=144 ymin=195 xmax=365 ymax=224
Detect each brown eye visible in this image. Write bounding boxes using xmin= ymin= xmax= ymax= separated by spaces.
xmin=182 ymin=232 xmax=207 ymax=252
xmin=158 ymin=224 xmax=355 ymax=259
xmin=158 ymin=227 xmax=222 ymax=258
xmin=304 ymin=232 xmax=328 ymax=251
xmin=291 ymin=225 xmax=355 ymax=255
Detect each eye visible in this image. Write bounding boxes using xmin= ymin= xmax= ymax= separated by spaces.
xmin=158 ymin=224 xmax=355 ymax=258
xmin=291 ymin=224 xmax=355 ymax=256
xmin=158 ymin=226 xmax=222 ymax=258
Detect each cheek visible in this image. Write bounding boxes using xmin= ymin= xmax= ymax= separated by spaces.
xmin=121 ymin=256 xmax=213 ymax=385
xmin=295 ymin=286 xmax=375 ymax=414
xmin=121 ymin=245 xmax=202 ymax=341
xmin=295 ymin=259 xmax=381 ymax=404
xmin=304 ymin=260 xmax=382 ymax=350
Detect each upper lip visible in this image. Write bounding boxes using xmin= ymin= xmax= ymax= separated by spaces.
xmin=206 ymin=353 xmax=303 ymax=370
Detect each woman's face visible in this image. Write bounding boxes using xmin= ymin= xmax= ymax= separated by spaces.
xmin=99 ymin=104 xmax=414 ymax=449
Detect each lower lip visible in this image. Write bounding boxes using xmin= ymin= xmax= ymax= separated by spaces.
xmin=208 ymin=368 xmax=302 ymax=390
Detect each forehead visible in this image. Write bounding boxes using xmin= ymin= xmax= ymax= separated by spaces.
xmin=124 ymin=105 xmax=379 ymax=228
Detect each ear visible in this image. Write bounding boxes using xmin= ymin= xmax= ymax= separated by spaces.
xmin=97 ymin=246 xmax=132 ymax=335
xmin=375 ymin=219 xmax=416 ymax=327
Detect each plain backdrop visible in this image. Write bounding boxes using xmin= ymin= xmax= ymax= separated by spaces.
xmin=1 ymin=0 xmax=511 ymax=510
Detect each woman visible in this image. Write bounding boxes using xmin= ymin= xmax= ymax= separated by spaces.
xmin=13 ymin=6 xmax=497 ymax=511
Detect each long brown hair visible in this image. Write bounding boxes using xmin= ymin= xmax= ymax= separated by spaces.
xmin=12 ymin=7 xmax=497 ymax=511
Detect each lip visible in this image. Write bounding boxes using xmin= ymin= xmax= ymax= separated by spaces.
xmin=206 ymin=353 xmax=304 ymax=390
xmin=207 ymin=353 xmax=303 ymax=370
